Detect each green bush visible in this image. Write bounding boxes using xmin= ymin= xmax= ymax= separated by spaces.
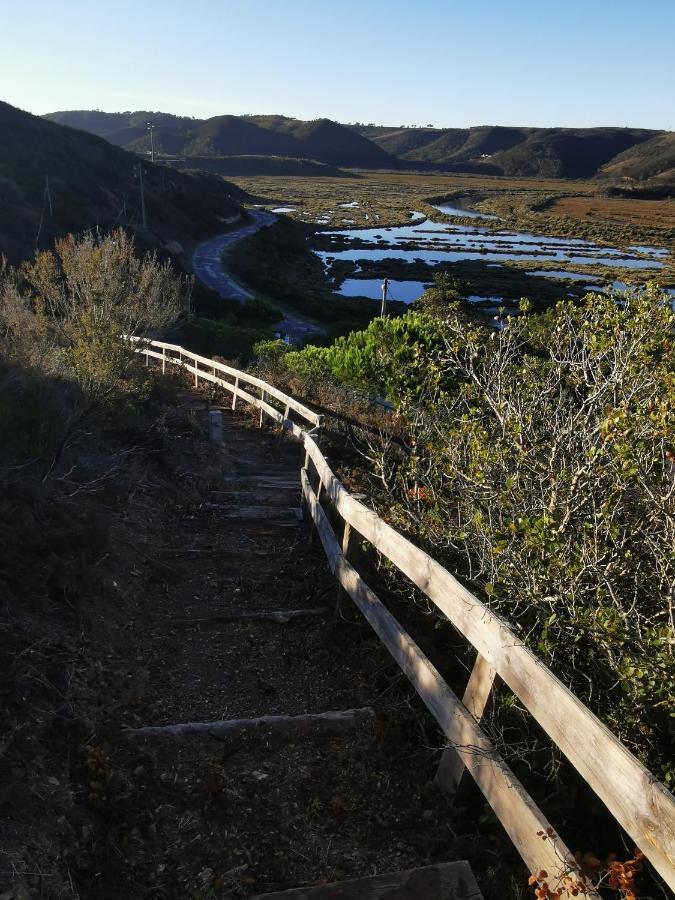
xmin=290 ymin=286 xmax=675 ymax=782
xmin=284 ymin=311 xmax=450 ymax=397
xmin=172 ymin=316 xmax=270 ymax=361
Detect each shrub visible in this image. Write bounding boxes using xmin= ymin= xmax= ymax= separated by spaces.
xmin=363 ymin=286 xmax=674 ymax=780
xmin=294 ymin=286 xmax=674 ymax=782
xmin=1 ymin=229 xmax=188 ymax=397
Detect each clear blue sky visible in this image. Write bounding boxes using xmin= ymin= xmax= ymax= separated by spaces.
xmin=2 ymin=0 xmax=673 ymax=129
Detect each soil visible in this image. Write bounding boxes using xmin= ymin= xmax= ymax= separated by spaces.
xmin=1 ymin=384 xmax=507 ymax=899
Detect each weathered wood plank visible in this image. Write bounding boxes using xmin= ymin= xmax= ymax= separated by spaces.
xmin=126 ymin=708 xmax=375 ymax=738
xmin=207 ymin=504 xmax=303 ymax=520
xmin=251 ymin=860 xmax=483 ymax=899
xmin=303 ymin=438 xmax=675 ymax=891
xmin=435 ymin=654 xmax=497 ymax=800
xmin=301 ymin=469 xmax=593 ymax=897
xmin=211 ymin=490 xmax=300 ymax=506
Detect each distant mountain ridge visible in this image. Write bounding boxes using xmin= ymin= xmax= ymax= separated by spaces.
xmin=45 ymin=111 xmax=393 ymax=169
xmin=43 ymin=110 xmax=673 ymax=186
xmin=351 ymin=123 xmax=663 ymax=179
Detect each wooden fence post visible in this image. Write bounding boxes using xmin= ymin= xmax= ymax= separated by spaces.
xmin=259 ymin=388 xmax=266 ymax=427
xmin=308 ymin=481 xmax=323 ymax=547
xmin=336 ymin=521 xmax=355 ymax=616
xmin=434 ymin=653 xmax=497 ymax=801
xmin=232 ymin=377 xmax=239 ymax=410
xmin=209 ymin=409 xmax=223 ymax=444
xmin=162 ymin=348 xmax=166 ymax=374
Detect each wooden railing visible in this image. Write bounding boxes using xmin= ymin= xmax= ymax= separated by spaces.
xmin=130 ymin=337 xmax=675 ymax=896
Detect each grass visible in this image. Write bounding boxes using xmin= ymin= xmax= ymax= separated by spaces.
xmin=546 ymin=194 xmax=675 ymax=229
xmin=228 ymin=170 xmax=675 ymax=248
xmin=221 ymin=172 xmax=673 ymax=318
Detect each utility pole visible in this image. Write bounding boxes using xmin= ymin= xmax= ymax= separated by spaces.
xmin=45 ymin=173 xmax=53 ymax=216
xmin=147 ymin=122 xmax=155 ymax=163
xmin=380 ymin=277 xmax=389 ymax=317
xmin=136 ymin=163 xmax=147 ymax=230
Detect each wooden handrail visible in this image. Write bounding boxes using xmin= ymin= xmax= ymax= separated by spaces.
xmin=129 ymin=336 xmax=675 ymax=894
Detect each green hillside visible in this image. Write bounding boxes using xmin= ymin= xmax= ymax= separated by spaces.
xmin=169 ymin=155 xmax=350 ymax=177
xmin=358 ymin=123 xmax=659 ymax=177
xmin=47 ymin=110 xmax=395 ymax=170
xmin=43 ymin=109 xmax=673 ymax=182
xmin=0 ymin=102 xmax=244 ymax=263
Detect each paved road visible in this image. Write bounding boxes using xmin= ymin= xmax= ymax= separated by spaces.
xmin=192 ymin=210 xmax=323 ymax=343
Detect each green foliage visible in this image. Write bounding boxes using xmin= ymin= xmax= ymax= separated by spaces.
xmin=302 ymin=286 xmax=675 ymax=780
xmin=253 ymin=338 xmax=291 ymax=364
xmin=284 ymin=310 xmax=451 ymax=397
xmin=242 ymin=296 xmax=283 ymax=323
xmin=172 ymin=316 xmax=269 ymax=361
xmin=228 ymin=218 xmax=382 ymax=328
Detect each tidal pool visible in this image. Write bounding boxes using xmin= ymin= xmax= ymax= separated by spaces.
xmin=317 ymin=220 xmax=666 ymax=270
xmin=337 ymin=278 xmax=430 ymax=303
xmin=433 ymin=202 xmax=499 ymax=221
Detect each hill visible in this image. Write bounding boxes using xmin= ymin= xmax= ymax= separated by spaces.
xmin=168 ymin=155 xmax=351 ymax=177
xmin=0 ymin=102 xmax=245 ymax=263
xmin=46 ymin=111 xmax=395 ymax=170
xmin=245 ymin=115 xmax=394 ymax=168
xmin=43 ymin=109 xmax=673 ymax=181
xmin=354 ymin=123 xmax=659 ymax=178
xmin=597 ymin=131 xmax=675 ymax=191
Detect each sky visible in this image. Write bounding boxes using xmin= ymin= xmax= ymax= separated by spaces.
xmin=2 ymin=0 xmax=673 ymax=130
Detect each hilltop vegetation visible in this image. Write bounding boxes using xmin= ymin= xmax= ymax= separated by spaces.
xmin=168 ymin=154 xmax=350 ymax=178
xmin=45 ymin=108 xmax=674 ymax=185
xmin=598 ymin=132 xmax=675 ymax=193
xmin=352 ymin=123 xmax=662 ymax=179
xmin=46 ymin=110 xmax=394 ymax=170
xmin=0 ymin=102 xmax=246 ymax=264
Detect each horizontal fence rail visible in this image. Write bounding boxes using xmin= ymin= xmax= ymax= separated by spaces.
xmin=129 ymin=336 xmax=675 ymax=896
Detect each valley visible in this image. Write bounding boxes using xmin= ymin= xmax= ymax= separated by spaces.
xmin=3 ymin=4 xmax=675 ymax=896
xmin=224 ymin=171 xmax=675 ymax=318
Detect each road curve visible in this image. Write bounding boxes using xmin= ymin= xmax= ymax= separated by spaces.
xmin=192 ymin=210 xmax=276 ymax=301
xmin=192 ymin=210 xmax=323 ymax=343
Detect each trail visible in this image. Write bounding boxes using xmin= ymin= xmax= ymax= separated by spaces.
xmin=192 ymin=210 xmax=324 ymax=343
xmin=81 ymin=390 xmax=455 ymax=898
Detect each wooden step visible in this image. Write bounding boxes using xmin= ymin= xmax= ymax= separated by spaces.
xmin=211 ymin=490 xmax=300 ymax=506
xmin=251 ymin=861 xmax=483 ymax=899
xmin=209 ymin=505 xmax=303 ymax=520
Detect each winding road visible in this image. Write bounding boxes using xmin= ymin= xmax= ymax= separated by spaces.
xmin=192 ymin=210 xmax=323 ymax=342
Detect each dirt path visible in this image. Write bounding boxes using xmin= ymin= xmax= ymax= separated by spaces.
xmin=73 ymin=391 xmax=461 ymax=898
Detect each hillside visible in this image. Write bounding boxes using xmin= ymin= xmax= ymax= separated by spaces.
xmin=356 ymin=123 xmax=660 ymax=177
xmin=598 ymin=131 xmax=675 ymax=189
xmin=168 ymin=154 xmax=350 ymax=177
xmin=0 ymin=102 xmax=245 ymax=263
xmin=43 ymin=109 xmax=673 ymax=181
xmin=46 ymin=110 xmax=395 ymax=170
xmin=245 ymin=115 xmax=394 ymax=167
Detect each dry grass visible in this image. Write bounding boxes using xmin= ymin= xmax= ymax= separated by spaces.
xmin=548 ymin=195 xmax=675 ymax=230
